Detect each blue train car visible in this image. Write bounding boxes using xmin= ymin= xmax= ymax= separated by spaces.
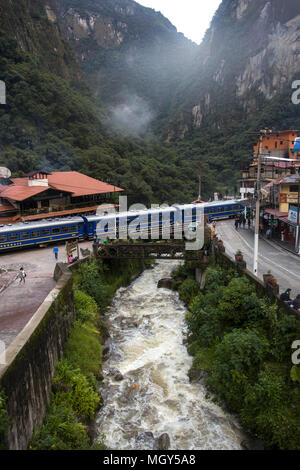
xmin=203 ymin=200 xmax=243 ymax=222
xmin=87 ymin=200 xmax=243 ymax=239
xmin=0 ymin=217 xmax=85 ymax=253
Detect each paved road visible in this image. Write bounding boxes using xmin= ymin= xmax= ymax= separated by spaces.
xmin=216 ymin=220 xmax=300 ymax=299
xmin=0 ymin=241 xmax=93 ymax=348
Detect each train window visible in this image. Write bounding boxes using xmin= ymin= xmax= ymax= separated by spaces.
xmin=0 ymin=234 xmax=6 ymax=242
xmin=20 ymin=232 xmax=30 ymax=239
xmin=42 ymin=229 xmax=50 ymax=236
xmin=61 ymin=226 xmax=69 ymax=233
xmin=8 ymin=233 xmax=19 ymax=241
xmin=88 ymin=223 xmax=93 ymax=229
xmin=52 ymin=227 xmax=61 ymax=234
xmin=31 ymin=230 xmax=40 ymax=237
xmin=70 ymin=225 xmax=78 ymax=232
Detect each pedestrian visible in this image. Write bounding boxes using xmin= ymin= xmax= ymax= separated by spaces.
xmin=280 ymin=288 xmax=292 ymax=303
xmin=266 ymin=228 xmax=271 ymax=239
xmin=238 ymin=215 xmax=243 ymax=228
xmin=234 ymin=218 xmax=239 ymax=231
xmin=242 ymin=215 xmax=246 ymax=229
xmin=19 ymin=266 xmax=26 ymax=284
xmin=53 ymin=246 xmax=58 ymax=260
xmin=247 ymin=216 xmax=251 ymax=229
xmin=291 ymin=294 xmax=300 ymax=310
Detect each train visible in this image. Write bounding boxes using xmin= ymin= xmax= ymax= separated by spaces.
xmin=0 ymin=199 xmax=244 ymax=253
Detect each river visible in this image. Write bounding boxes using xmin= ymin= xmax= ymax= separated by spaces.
xmin=95 ymin=260 xmax=245 ymax=450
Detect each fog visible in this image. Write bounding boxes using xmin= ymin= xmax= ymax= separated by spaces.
xmin=109 ymin=93 xmax=155 ymax=136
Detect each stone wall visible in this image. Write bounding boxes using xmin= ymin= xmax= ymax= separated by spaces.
xmin=0 ymin=271 xmax=74 ymax=450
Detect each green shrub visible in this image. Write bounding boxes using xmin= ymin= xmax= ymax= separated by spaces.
xmin=178 ymin=278 xmax=200 ymax=305
xmin=74 ymin=289 xmax=98 ymax=324
xmin=207 ymin=329 xmax=269 ymax=411
xmin=0 ymin=391 xmax=9 ymax=449
xmin=241 ymin=368 xmax=300 ymax=450
xmin=53 ymin=361 xmax=100 ymax=420
xmin=64 ymin=321 xmax=102 ymax=380
xmin=77 ymin=260 xmax=109 ymax=312
xmin=30 ymin=403 xmax=90 ymax=450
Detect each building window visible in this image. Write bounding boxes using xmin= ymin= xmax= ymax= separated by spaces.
xmin=290 ymin=185 xmax=298 ymax=193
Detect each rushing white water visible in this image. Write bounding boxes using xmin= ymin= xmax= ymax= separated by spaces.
xmin=95 ymin=260 xmax=245 ymax=450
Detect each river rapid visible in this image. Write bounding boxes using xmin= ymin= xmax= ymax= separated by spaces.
xmin=95 ymin=260 xmax=245 ymax=450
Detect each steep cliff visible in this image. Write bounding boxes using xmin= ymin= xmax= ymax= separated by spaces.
xmin=0 ymin=0 xmax=80 ymax=80
xmin=167 ymin=0 xmax=300 ymax=137
xmin=55 ymin=0 xmax=196 ymax=117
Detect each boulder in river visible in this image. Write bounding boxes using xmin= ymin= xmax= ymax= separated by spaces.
xmin=157 ymin=433 xmax=170 ymax=450
xmin=188 ymin=368 xmax=210 ymax=383
xmin=109 ymin=368 xmax=124 ymax=381
xmin=157 ymin=278 xmax=175 ymax=289
xmin=241 ymin=438 xmax=264 ymax=450
xmin=136 ymin=432 xmax=157 ymax=450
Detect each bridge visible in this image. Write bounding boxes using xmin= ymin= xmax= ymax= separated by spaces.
xmin=93 ymin=238 xmax=211 ymax=261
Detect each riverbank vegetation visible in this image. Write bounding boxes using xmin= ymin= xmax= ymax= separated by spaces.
xmin=30 ymin=257 xmax=151 ymax=450
xmin=173 ymin=262 xmax=300 ymax=450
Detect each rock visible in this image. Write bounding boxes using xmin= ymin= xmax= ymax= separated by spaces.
xmin=157 ymin=433 xmax=170 ymax=450
xmin=109 ymin=368 xmax=124 ymax=381
xmin=157 ymin=278 xmax=174 ymax=289
xmin=136 ymin=432 xmax=157 ymax=450
xmin=130 ymin=383 xmax=139 ymax=390
xmin=241 ymin=438 xmax=264 ymax=451
xmin=188 ymin=368 xmax=209 ymax=383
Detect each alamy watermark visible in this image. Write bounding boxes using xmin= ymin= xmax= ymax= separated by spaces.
xmin=292 ymin=340 xmax=300 ymax=365
xmin=0 ymin=80 xmax=6 ymax=105
xmin=95 ymin=196 xmax=205 ymax=251
xmin=291 ymin=80 xmax=300 ymax=105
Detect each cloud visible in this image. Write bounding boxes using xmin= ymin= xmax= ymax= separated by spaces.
xmin=109 ymin=94 xmax=155 ymax=136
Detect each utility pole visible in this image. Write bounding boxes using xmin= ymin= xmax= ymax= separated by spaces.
xmin=253 ymin=129 xmax=272 ymax=275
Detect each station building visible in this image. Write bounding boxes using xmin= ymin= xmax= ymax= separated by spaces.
xmin=0 ymin=170 xmax=123 ymax=224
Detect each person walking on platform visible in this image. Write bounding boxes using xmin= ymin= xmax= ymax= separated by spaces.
xmin=53 ymin=246 xmax=59 ymax=260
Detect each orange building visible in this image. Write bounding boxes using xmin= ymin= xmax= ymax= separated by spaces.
xmin=240 ymin=130 xmax=300 ymax=199
xmin=253 ymin=130 xmax=300 ymax=161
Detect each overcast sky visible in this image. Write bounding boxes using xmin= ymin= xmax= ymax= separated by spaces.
xmin=136 ymin=0 xmax=222 ymax=44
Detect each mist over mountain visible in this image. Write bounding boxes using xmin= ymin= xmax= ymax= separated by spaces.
xmin=0 ymin=0 xmax=300 ymax=201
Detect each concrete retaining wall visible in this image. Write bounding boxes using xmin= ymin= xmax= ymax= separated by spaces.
xmin=0 ymin=270 xmax=74 ymax=450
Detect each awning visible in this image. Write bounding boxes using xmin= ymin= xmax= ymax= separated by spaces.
xmin=278 ymin=216 xmax=298 ymax=227
xmin=264 ymin=208 xmax=288 ymax=218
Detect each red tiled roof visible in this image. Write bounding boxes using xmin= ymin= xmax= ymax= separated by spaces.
xmin=48 ymin=172 xmax=123 ymax=197
xmin=1 ymin=171 xmax=124 ymax=202
xmin=0 ymin=184 xmax=48 ymax=201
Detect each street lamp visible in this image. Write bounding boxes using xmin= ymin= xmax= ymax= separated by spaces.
xmin=252 ymin=129 xmax=298 ymax=275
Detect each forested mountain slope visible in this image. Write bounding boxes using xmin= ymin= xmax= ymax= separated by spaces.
xmin=1 ymin=0 xmax=300 ymax=201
